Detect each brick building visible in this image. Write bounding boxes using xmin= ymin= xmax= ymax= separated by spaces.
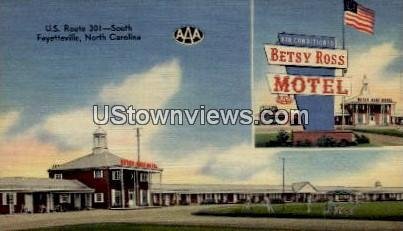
xmin=48 ymin=127 xmax=162 ymax=209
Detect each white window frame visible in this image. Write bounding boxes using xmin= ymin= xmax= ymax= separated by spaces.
xmin=2 ymin=192 xmax=17 ymax=205
xmin=94 ymin=193 xmax=104 ymax=203
xmin=140 ymin=173 xmax=148 ymax=182
xmin=111 ymin=189 xmax=122 ymax=207
xmin=54 ymin=173 xmax=63 ymax=180
xmin=59 ymin=194 xmax=71 ymax=203
xmin=112 ymin=170 xmax=121 ymax=181
xmin=93 ymin=170 xmax=103 ymax=179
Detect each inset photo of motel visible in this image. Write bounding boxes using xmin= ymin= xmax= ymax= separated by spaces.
xmin=254 ymin=30 xmax=403 ymax=148
xmin=253 ymin=12 xmax=403 ymax=148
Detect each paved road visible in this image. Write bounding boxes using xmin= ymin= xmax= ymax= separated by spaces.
xmin=0 ymin=205 xmax=402 ymax=231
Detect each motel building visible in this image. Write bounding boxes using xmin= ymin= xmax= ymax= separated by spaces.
xmin=0 ymin=127 xmax=162 ymax=214
xmin=151 ymin=181 xmax=403 ymax=206
xmin=335 ymin=76 xmax=397 ymax=126
xmin=1 ymin=128 xmax=403 ymax=215
xmin=0 ymin=177 xmax=93 ymax=214
xmin=47 ymin=127 xmax=163 ymax=210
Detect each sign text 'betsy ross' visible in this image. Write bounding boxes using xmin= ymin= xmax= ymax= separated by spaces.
xmin=120 ymin=159 xmax=159 ymax=170
xmin=267 ymin=73 xmax=351 ymax=96
xmin=265 ymin=44 xmax=348 ymax=68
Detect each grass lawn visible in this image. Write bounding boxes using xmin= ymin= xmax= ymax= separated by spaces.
xmin=255 ymin=133 xmax=278 ymax=147
xmin=194 ymin=201 xmax=403 ymax=221
xmin=28 ymin=223 xmax=273 ymax=231
xmin=353 ymin=128 xmax=403 ymax=138
xmin=355 ymin=142 xmax=379 ymax=147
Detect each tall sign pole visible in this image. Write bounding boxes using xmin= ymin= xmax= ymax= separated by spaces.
xmin=341 ymin=4 xmax=346 ymax=130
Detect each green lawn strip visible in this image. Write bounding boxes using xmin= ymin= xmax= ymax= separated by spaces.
xmin=353 ymin=128 xmax=403 ymax=138
xmin=255 ymin=133 xmax=278 ymax=147
xmin=194 ymin=202 xmax=403 ymax=221
xmin=27 ymin=223 xmax=274 ymax=231
xmin=355 ymin=143 xmax=379 ymax=147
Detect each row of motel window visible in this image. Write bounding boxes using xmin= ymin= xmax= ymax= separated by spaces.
xmin=2 ymin=193 xmax=17 ymax=205
xmin=54 ymin=171 xmax=149 ymax=182
xmin=0 ymin=192 xmax=104 ymax=205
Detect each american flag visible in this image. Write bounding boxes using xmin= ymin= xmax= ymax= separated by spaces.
xmin=344 ymin=0 xmax=375 ymax=35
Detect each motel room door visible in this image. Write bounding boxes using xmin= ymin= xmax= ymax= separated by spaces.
xmin=128 ymin=190 xmax=135 ymax=208
xmin=24 ymin=194 xmax=33 ymax=213
xmin=74 ymin=194 xmax=81 ymax=209
xmin=140 ymin=190 xmax=148 ymax=206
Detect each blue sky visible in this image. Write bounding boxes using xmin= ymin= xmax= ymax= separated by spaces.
xmin=0 ymin=0 xmax=402 ymax=185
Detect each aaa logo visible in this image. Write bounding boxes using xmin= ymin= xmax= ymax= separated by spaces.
xmin=174 ymin=26 xmax=204 ymax=45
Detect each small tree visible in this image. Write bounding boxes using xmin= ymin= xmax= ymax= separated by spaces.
xmin=276 ymin=130 xmax=290 ymax=146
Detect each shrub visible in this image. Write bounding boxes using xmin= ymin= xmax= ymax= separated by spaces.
xmin=317 ymin=135 xmax=337 ymax=147
xmin=276 ymin=130 xmax=290 ymax=147
xmin=354 ymin=134 xmax=370 ymax=144
xmin=296 ymin=139 xmax=312 ymax=147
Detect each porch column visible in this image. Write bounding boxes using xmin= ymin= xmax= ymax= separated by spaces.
xmin=86 ymin=193 xmax=92 ymax=209
xmin=147 ymin=173 xmax=152 ymax=206
xmin=223 ymin=194 xmax=227 ymax=203
xmin=233 ymin=194 xmax=238 ymax=203
xmin=46 ymin=193 xmax=51 ymax=213
xmin=159 ymin=194 xmax=162 ymax=206
xmin=120 ymin=168 xmax=125 ymax=208
xmin=197 ymin=194 xmax=202 ymax=204
xmin=133 ymin=170 xmax=137 ymax=207
xmin=147 ymin=189 xmax=151 ymax=206
xmin=165 ymin=194 xmax=170 ymax=206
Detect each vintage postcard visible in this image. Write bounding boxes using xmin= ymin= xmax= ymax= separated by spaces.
xmin=0 ymin=0 xmax=402 ymax=230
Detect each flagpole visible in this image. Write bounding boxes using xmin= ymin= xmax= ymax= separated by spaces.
xmin=341 ymin=1 xmax=346 ymax=130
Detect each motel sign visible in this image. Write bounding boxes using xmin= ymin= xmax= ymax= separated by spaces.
xmin=264 ymin=33 xmax=348 ymax=131
xmin=267 ymin=74 xmax=351 ymax=96
xmin=265 ymin=44 xmax=348 ymax=69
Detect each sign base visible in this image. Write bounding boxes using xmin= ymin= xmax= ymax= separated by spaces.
xmin=292 ymin=130 xmax=354 ymax=146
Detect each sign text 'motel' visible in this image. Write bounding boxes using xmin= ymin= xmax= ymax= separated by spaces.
xmin=265 ymin=44 xmax=348 ymax=69
xmin=267 ymin=73 xmax=351 ymax=96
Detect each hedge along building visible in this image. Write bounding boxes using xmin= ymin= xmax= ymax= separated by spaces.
xmin=48 ymin=127 xmax=162 ymax=209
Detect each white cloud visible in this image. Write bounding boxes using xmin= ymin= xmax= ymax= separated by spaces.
xmin=161 ymin=143 xmax=282 ymax=184
xmin=100 ymin=59 xmax=181 ymax=108
xmin=28 ymin=59 xmax=182 ymax=153
xmin=0 ymin=111 xmax=20 ymax=138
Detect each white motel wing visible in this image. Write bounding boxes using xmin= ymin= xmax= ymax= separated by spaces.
xmin=264 ymin=44 xmax=348 ymax=69
xmin=267 ymin=73 xmax=352 ymax=96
